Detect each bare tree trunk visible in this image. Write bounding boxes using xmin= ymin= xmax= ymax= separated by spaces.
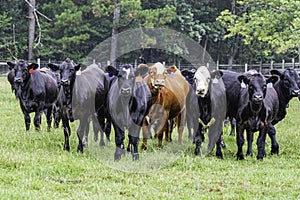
xmin=227 ymin=0 xmax=236 ymax=69
xmin=28 ymin=0 xmax=35 ymax=61
xmin=110 ymin=0 xmax=120 ymax=67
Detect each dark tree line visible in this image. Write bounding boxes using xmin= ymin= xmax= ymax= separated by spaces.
xmin=0 ymin=0 xmax=298 ymax=65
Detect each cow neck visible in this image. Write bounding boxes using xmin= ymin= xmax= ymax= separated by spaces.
xmin=275 ymin=81 xmax=291 ymax=104
xmin=249 ymin=101 xmax=262 ymax=117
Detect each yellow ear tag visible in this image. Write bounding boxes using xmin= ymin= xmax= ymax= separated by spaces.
xmin=136 ymin=75 xmax=142 ymax=83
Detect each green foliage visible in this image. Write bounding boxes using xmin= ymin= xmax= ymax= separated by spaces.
xmin=218 ymin=0 xmax=300 ymax=55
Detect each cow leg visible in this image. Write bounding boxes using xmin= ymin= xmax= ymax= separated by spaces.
xmin=268 ymin=124 xmax=279 ymax=155
xmin=77 ymin=117 xmax=89 ymax=153
xmin=168 ymin=119 xmax=173 ymax=142
xmin=33 ymin=110 xmax=42 ymax=131
xmin=215 ymin=134 xmax=224 ymax=159
xmin=236 ymin=124 xmax=245 ymax=160
xmin=141 ymin=119 xmax=149 ymax=150
xmin=23 ymin=112 xmax=31 ymax=131
xmin=177 ymin=111 xmax=186 ymax=145
xmin=53 ymin=105 xmax=61 ymax=129
xmin=113 ymin=124 xmax=125 ymax=161
xmin=62 ymin=113 xmax=71 ymax=151
xmin=128 ymin=127 xmax=140 ymax=161
xmin=194 ymin=125 xmax=205 ymax=156
xmin=256 ymin=126 xmax=268 ymax=160
xmin=246 ymin=129 xmax=254 ymax=156
xmin=230 ymin=118 xmax=236 ymax=136
xmin=104 ymin=119 xmax=111 ymax=142
xmin=46 ymin=105 xmax=54 ymax=131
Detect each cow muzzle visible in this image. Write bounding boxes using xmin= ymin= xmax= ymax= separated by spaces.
xmin=253 ymin=94 xmax=263 ymax=104
xmin=292 ymin=89 xmax=300 ymax=97
xmin=14 ymin=77 xmax=23 ymax=83
xmin=154 ymin=79 xmax=165 ymax=87
xmin=121 ymin=87 xmax=131 ymax=96
xmin=196 ymin=88 xmax=206 ymax=97
xmin=61 ymin=79 xmax=70 ymax=86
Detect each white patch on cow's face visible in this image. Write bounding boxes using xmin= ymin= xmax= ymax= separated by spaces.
xmin=123 ymin=67 xmax=131 ymax=79
xmin=194 ymin=66 xmax=211 ymax=97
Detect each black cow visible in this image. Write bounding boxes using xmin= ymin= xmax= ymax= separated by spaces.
xmin=106 ymin=64 xmax=151 ymax=161
xmin=48 ymin=59 xmax=107 ymax=152
xmin=7 ymin=60 xmax=58 ymax=131
xmin=235 ymin=72 xmax=279 ymax=160
xmin=222 ymin=69 xmax=300 ymax=155
xmin=267 ymin=69 xmax=300 ymax=154
xmin=181 ymin=66 xmax=226 ymax=158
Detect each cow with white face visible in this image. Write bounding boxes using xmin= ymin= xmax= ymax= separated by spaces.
xmin=194 ymin=66 xmax=211 ymax=97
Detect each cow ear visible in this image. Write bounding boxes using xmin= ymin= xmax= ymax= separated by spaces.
xmin=28 ymin=63 xmax=39 ymax=70
xmin=181 ymin=69 xmax=194 ymax=77
xmin=47 ymin=63 xmax=60 ymax=71
xmin=211 ymin=70 xmax=223 ymax=79
xmin=135 ymin=66 xmax=148 ymax=77
xmin=238 ymin=75 xmax=250 ymax=85
xmin=266 ymin=75 xmax=279 ymax=85
xmin=166 ymin=65 xmax=178 ymax=74
xmin=270 ymin=69 xmax=283 ymax=80
xmin=75 ymin=63 xmax=83 ymax=71
xmin=105 ymin=65 xmax=118 ymax=76
xmin=7 ymin=61 xmax=16 ymax=70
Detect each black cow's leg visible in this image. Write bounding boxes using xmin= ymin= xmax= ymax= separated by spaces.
xmin=230 ymin=118 xmax=236 ymax=136
xmin=194 ymin=125 xmax=204 ymax=156
xmin=105 ymin=119 xmax=111 ymax=142
xmin=53 ymin=105 xmax=61 ymax=129
xmin=268 ymin=124 xmax=279 ymax=155
xmin=114 ymin=124 xmax=125 ymax=161
xmin=46 ymin=105 xmax=53 ymax=131
xmin=77 ymin=117 xmax=89 ymax=153
xmin=62 ymin=113 xmax=71 ymax=151
xmin=257 ymin=126 xmax=268 ymax=160
xmin=215 ymin=134 xmax=223 ymax=159
xmin=236 ymin=124 xmax=245 ymax=160
xmin=129 ymin=127 xmax=140 ymax=161
xmin=24 ymin=113 xmax=31 ymax=131
xmin=33 ymin=110 xmax=42 ymax=131
xmin=246 ymin=129 xmax=253 ymax=156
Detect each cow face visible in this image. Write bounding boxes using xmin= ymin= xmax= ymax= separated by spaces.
xmin=106 ymin=64 xmax=148 ymax=97
xmin=48 ymin=58 xmax=81 ymax=87
xmin=7 ymin=60 xmax=39 ymax=84
xmin=194 ymin=66 xmax=211 ymax=97
xmin=238 ymin=73 xmax=278 ymax=105
xmin=148 ymin=62 xmax=173 ymax=89
xmin=271 ymin=69 xmax=300 ymax=97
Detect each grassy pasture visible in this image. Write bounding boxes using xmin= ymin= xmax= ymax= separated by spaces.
xmin=0 ymin=77 xmax=300 ymax=199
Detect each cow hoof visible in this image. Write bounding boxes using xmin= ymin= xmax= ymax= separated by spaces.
xmin=246 ymin=151 xmax=253 ymax=157
xmin=99 ymin=140 xmax=105 ymax=147
xmin=77 ymin=146 xmax=83 ymax=153
xmin=63 ymin=145 xmax=70 ymax=151
xmin=114 ymin=147 xmax=125 ymax=161
xmin=194 ymin=147 xmax=201 ymax=156
xmin=132 ymin=153 xmax=139 ymax=161
xmin=220 ymin=141 xmax=226 ymax=149
xmin=271 ymin=145 xmax=279 ymax=155
xmin=237 ymin=154 xmax=244 ymax=160
xmin=141 ymin=143 xmax=147 ymax=150
xmin=256 ymin=156 xmax=264 ymax=161
xmin=216 ymin=152 xmax=223 ymax=159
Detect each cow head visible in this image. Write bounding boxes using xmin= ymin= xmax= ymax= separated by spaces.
xmin=238 ymin=73 xmax=278 ymax=106
xmin=194 ymin=66 xmax=211 ymax=97
xmin=148 ymin=62 xmax=177 ymax=89
xmin=270 ymin=69 xmax=300 ymax=98
xmin=181 ymin=68 xmax=197 ymax=85
xmin=47 ymin=58 xmax=82 ymax=87
xmin=106 ymin=64 xmax=148 ymax=97
xmin=7 ymin=60 xmax=39 ymax=84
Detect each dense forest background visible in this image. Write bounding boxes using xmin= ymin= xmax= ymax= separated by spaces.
xmin=0 ymin=0 xmax=299 ymax=65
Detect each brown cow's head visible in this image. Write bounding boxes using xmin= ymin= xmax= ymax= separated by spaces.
xmin=148 ymin=62 xmax=178 ymax=89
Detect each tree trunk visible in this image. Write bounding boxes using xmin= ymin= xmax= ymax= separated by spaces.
xmin=28 ymin=0 xmax=35 ymax=62
xmin=110 ymin=0 xmax=120 ymax=67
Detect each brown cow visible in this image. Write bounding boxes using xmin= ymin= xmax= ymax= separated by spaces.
xmin=142 ymin=62 xmax=189 ymax=149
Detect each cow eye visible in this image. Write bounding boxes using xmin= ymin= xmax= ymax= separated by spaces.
xmin=263 ymin=85 xmax=267 ymax=90
xmin=249 ymin=85 xmax=254 ymax=90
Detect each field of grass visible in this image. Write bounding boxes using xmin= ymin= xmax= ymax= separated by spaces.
xmin=1 ymin=76 xmax=300 ymax=199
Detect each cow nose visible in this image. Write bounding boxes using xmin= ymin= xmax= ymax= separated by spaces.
xmin=253 ymin=94 xmax=263 ymax=102
xmin=61 ymin=79 xmax=69 ymax=85
xmin=197 ymin=88 xmax=205 ymax=96
xmin=154 ymin=79 xmax=165 ymax=86
xmin=292 ymin=89 xmax=300 ymax=96
xmin=121 ymin=87 xmax=131 ymax=96
xmin=14 ymin=77 xmax=22 ymax=83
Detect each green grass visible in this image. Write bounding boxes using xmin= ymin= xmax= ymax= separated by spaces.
xmin=1 ymin=77 xmax=300 ymax=199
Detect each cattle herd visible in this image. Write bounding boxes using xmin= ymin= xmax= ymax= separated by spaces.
xmin=6 ymin=58 xmax=300 ymax=161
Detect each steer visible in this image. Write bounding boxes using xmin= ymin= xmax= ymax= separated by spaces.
xmin=106 ymin=64 xmax=151 ymax=161
xmin=7 ymin=60 xmax=58 ymax=131
xmin=235 ymin=72 xmax=279 ymax=160
xmin=48 ymin=59 xmax=107 ymax=152
xmin=142 ymin=62 xmax=189 ymax=149
xmin=181 ymin=66 xmax=226 ymax=158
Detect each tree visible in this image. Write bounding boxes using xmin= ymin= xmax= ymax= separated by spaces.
xmin=92 ymin=0 xmax=176 ymax=66
xmin=218 ymin=0 xmax=300 ymax=58
xmin=28 ymin=0 xmax=36 ymax=61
